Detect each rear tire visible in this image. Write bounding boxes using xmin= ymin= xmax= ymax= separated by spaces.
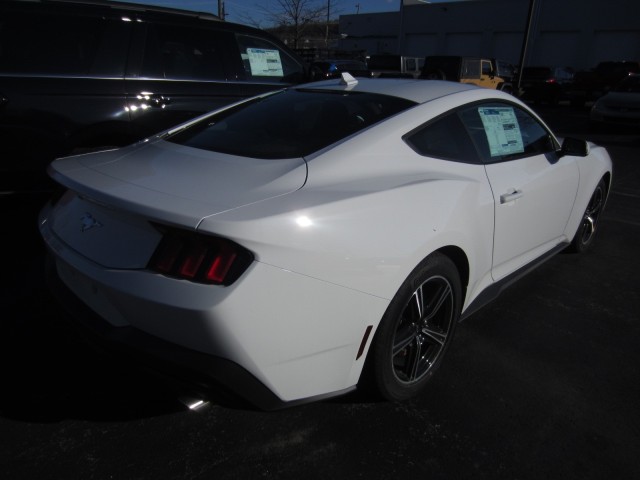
xmin=367 ymin=253 xmax=461 ymax=401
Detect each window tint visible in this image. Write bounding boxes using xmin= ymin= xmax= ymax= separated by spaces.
xmin=0 ymin=13 xmax=129 ymax=76
xmin=141 ymin=23 xmax=227 ymax=80
xmin=235 ymin=34 xmax=304 ymax=84
xmin=459 ymin=102 xmax=556 ymax=163
xmin=167 ymin=89 xmax=416 ymax=159
xmin=405 ymin=112 xmax=480 ymax=163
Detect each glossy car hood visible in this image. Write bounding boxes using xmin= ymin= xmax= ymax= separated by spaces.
xmin=598 ymin=91 xmax=640 ymax=107
xmin=49 ymin=140 xmax=307 ymax=228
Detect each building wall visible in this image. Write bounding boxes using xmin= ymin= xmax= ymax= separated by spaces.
xmin=338 ymin=0 xmax=639 ymax=70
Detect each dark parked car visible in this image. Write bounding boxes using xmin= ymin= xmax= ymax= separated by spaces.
xmin=590 ymin=74 xmax=640 ymax=127
xmin=568 ymin=61 xmax=640 ymax=107
xmin=0 ymin=0 xmax=307 ymax=189
xmin=309 ymin=59 xmax=371 ymax=80
xmin=520 ymin=66 xmax=574 ymax=105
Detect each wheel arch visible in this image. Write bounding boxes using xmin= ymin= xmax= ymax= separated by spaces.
xmin=434 ymin=245 xmax=470 ymax=305
xmin=602 ymin=170 xmax=612 ymax=197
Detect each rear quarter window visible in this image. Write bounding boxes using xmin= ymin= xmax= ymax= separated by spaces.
xmin=404 ymin=112 xmax=480 ymax=164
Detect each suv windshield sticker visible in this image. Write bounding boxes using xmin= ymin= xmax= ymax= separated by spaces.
xmin=478 ymin=107 xmax=525 ymax=157
xmin=246 ymin=48 xmax=284 ymax=77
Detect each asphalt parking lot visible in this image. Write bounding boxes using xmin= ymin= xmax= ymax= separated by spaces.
xmin=1 ymin=104 xmax=639 ymax=479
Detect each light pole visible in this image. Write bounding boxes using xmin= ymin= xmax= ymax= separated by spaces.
xmin=516 ymin=0 xmax=537 ymax=96
xmin=326 ymin=0 xmax=331 ymax=48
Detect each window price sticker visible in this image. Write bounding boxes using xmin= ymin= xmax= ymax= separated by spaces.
xmin=247 ymin=48 xmax=284 ymax=77
xmin=478 ymin=107 xmax=525 ymax=157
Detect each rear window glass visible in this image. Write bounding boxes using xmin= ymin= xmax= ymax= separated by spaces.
xmin=166 ymin=89 xmax=416 ymax=159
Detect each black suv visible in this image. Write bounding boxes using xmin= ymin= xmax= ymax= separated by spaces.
xmin=0 ymin=0 xmax=307 ymax=189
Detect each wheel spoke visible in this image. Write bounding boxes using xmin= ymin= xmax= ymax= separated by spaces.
xmin=423 ymin=282 xmax=452 ymax=323
xmin=412 ymin=285 xmax=424 ymax=319
xmin=421 ymin=325 xmax=447 ymax=346
xmin=407 ymin=336 xmax=425 ymax=381
xmin=392 ymin=322 xmax=418 ymax=357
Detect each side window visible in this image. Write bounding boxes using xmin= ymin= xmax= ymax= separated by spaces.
xmin=405 ymin=111 xmax=480 ymax=164
xmin=235 ymin=34 xmax=304 ymax=84
xmin=462 ymin=59 xmax=481 ymax=79
xmin=0 ymin=12 xmax=129 ymax=76
xmin=405 ymin=58 xmax=416 ymax=71
xmin=459 ymin=103 xmax=557 ymax=163
xmin=141 ymin=24 xmax=227 ymax=80
xmin=481 ymin=61 xmax=493 ymax=76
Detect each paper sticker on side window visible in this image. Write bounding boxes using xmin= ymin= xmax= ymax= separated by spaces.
xmin=478 ymin=107 xmax=525 ymax=157
xmin=246 ymin=48 xmax=284 ymax=77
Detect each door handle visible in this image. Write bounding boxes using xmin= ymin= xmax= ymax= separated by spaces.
xmin=500 ymin=189 xmax=523 ymax=204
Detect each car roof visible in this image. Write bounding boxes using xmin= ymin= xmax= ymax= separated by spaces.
xmin=296 ymin=77 xmax=480 ymax=104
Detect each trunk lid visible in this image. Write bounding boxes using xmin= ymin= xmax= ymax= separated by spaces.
xmin=47 ymin=141 xmax=307 ymax=268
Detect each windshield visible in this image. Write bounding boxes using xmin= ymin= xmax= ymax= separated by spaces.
xmin=167 ymin=89 xmax=416 ymax=159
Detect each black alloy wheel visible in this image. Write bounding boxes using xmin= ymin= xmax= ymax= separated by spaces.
xmin=367 ymin=252 xmax=461 ymax=401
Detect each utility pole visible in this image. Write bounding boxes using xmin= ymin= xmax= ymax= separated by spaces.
xmin=218 ymin=0 xmax=225 ymax=20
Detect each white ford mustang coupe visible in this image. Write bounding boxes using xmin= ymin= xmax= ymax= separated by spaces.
xmin=40 ymin=75 xmax=612 ymax=409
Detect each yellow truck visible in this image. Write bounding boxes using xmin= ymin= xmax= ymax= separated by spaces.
xmin=420 ymin=55 xmax=515 ymax=94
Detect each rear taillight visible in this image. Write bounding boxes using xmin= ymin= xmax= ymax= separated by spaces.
xmin=148 ymin=228 xmax=253 ymax=286
xmin=545 ymin=77 xmax=557 ymax=83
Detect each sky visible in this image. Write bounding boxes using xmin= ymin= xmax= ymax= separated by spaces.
xmin=114 ymin=0 xmax=401 ymax=27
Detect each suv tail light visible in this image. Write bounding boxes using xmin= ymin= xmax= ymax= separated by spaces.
xmin=148 ymin=228 xmax=253 ymax=286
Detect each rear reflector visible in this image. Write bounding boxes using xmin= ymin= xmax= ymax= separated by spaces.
xmin=148 ymin=228 xmax=253 ymax=285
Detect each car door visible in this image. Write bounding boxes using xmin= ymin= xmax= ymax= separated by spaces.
xmin=478 ymin=60 xmax=499 ymax=89
xmin=124 ymin=21 xmax=247 ymax=141
xmin=460 ymin=103 xmax=579 ymax=281
xmin=0 ymin=5 xmax=131 ymax=169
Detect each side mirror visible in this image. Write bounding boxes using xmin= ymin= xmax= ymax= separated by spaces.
xmin=559 ymin=137 xmax=589 ymax=157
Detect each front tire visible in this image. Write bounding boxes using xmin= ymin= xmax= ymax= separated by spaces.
xmin=568 ymin=178 xmax=606 ymax=253
xmin=367 ymin=253 xmax=461 ymax=401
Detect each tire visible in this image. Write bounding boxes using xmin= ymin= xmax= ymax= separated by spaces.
xmin=567 ymin=178 xmax=606 ymax=253
xmin=367 ymin=252 xmax=461 ymax=401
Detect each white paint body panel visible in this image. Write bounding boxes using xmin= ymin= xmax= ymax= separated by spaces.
xmin=486 ymin=152 xmax=579 ymax=280
xmin=40 ymin=79 xmax=613 ymax=404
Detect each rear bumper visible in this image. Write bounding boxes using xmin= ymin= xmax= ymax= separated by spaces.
xmin=45 ymin=254 xmax=354 ymax=410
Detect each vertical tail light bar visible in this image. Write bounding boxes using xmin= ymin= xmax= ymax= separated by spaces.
xmin=148 ymin=227 xmax=253 ymax=286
